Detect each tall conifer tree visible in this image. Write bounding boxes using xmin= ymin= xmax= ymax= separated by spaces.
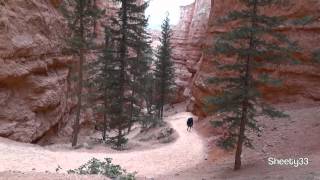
xmin=140 ymin=71 xmax=158 ymax=129
xmin=105 ymin=0 xmax=150 ymax=148
xmin=87 ymin=27 xmax=116 ymax=141
xmin=205 ymin=0 xmax=298 ymax=170
xmin=155 ymin=15 xmax=175 ymax=120
xmin=126 ymin=5 xmax=152 ymax=133
xmin=61 ymin=0 xmax=103 ymax=147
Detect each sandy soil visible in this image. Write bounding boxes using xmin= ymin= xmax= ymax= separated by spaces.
xmin=158 ymin=105 xmax=320 ymax=180
xmin=1 ymin=104 xmax=320 ymax=180
xmin=45 ymin=121 xmax=179 ymax=154
xmin=0 ymin=171 xmax=107 ymax=180
xmin=0 ymin=111 xmax=206 ymax=179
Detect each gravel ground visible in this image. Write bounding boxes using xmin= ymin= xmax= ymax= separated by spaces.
xmin=0 ymin=111 xmax=205 ymax=179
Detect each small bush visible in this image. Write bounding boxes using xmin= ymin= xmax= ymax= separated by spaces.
xmin=107 ymin=136 xmax=128 ymax=150
xmin=67 ymin=158 xmax=136 ymax=179
xmin=139 ymin=113 xmax=165 ymax=130
xmin=157 ymin=127 xmax=174 ymax=139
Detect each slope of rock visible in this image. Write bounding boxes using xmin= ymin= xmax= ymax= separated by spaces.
xmin=185 ymin=0 xmax=320 ymax=117
xmin=171 ymin=0 xmax=211 ymax=103
xmin=0 ymin=0 xmax=74 ymax=143
xmin=0 ymin=0 xmax=115 ymax=143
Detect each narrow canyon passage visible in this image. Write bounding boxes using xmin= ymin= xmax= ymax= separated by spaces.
xmin=0 ymin=112 xmax=206 ymax=178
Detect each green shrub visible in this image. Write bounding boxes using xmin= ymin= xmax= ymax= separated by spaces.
xmin=67 ymin=158 xmax=136 ymax=179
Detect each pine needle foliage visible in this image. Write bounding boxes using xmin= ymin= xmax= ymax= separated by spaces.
xmin=205 ymin=0 xmax=298 ymax=170
xmin=89 ymin=0 xmax=151 ymax=149
xmin=126 ymin=7 xmax=153 ymax=133
xmin=154 ymin=15 xmax=175 ymax=120
xmin=87 ymin=27 xmax=117 ymax=141
xmin=60 ymin=0 xmax=103 ymax=147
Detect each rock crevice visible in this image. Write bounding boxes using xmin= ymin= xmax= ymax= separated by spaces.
xmin=171 ymin=0 xmax=211 ymax=103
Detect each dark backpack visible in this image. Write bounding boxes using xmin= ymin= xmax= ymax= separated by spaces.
xmin=187 ymin=117 xmax=193 ymax=126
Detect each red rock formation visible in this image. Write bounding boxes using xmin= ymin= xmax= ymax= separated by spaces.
xmin=94 ymin=0 xmax=119 ymax=45
xmin=0 ymin=0 xmax=71 ymax=142
xmin=188 ymin=0 xmax=320 ymax=117
xmin=148 ymin=29 xmax=161 ymax=50
xmin=171 ymin=0 xmax=211 ymax=103
xmin=0 ymin=0 xmax=115 ymax=143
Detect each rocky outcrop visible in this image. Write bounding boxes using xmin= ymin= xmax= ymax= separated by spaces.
xmin=187 ymin=0 xmax=320 ymax=117
xmin=0 ymin=0 xmax=151 ymax=144
xmin=171 ymin=0 xmax=211 ymax=103
xmin=148 ymin=29 xmax=161 ymax=50
xmin=0 ymin=0 xmax=72 ymax=143
xmin=0 ymin=0 xmax=114 ymax=143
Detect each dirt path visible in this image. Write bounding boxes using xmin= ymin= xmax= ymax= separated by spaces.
xmin=0 ymin=112 xmax=206 ymax=178
xmin=158 ymin=105 xmax=320 ymax=180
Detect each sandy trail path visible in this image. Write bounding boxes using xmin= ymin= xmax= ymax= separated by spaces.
xmin=0 ymin=112 xmax=205 ymax=178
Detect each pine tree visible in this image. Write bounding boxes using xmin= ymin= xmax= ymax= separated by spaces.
xmin=205 ymin=0 xmax=298 ymax=170
xmin=105 ymin=0 xmax=150 ymax=149
xmin=87 ymin=27 xmax=115 ymax=141
xmin=126 ymin=5 xmax=152 ymax=133
xmin=60 ymin=0 xmax=103 ymax=147
xmin=143 ymin=73 xmax=156 ymax=115
xmin=127 ymin=45 xmax=153 ymax=132
xmin=155 ymin=15 xmax=175 ymax=120
xmin=133 ymin=47 xmax=158 ymax=130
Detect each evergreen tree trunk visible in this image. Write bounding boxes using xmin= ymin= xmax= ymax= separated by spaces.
xmin=117 ymin=0 xmax=128 ymax=146
xmin=117 ymin=127 xmax=122 ymax=149
xmin=93 ymin=0 xmax=98 ymax=37
xmin=234 ymin=1 xmax=257 ymax=170
xmin=160 ymin=103 xmax=163 ymax=121
xmin=72 ymin=49 xmax=84 ymax=147
xmin=158 ymin=81 xmax=165 ymax=120
xmin=234 ymin=112 xmax=246 ymax=170
xmin=102 ymin=42 xmax=109 ymax=141
xmin=71 ymin=1 xmax=85 ymax=146
xmin=234 ymin=64 xmax=249 ymax=170
xmin=128 ymin=87 xmax=135 ymax=133
xmin=102 ymin=87 xmax=108 ymax=141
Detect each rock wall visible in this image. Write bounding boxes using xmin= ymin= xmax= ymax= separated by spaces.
xmin=0 ymin=0 xmax=72 ymax=143
xmin=171 ymin=0 xmax=211 ymax=103
xmin=185 ymin=0 xmax=320 ymax=117
xmin=0 ymin=0 xmax=114 ymax=143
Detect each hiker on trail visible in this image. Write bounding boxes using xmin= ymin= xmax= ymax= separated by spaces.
xmin=187 ymin=117 xmax=193 ymax=131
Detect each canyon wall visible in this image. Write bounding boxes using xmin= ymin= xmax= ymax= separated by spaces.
xmin=171 ymin=0 xmax=211 ymax=103
xmin=0 ymin=0 xmax=73 ymax=143
xmin=176 ymin=0 xmax=320 ymax=117
xmin=0 ymin=0 xmax=114 ymax=143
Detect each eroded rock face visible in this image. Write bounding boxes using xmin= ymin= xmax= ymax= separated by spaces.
xmin=0 ymin=0 xmax=114 ymax=143
xmin=0 ymin=0 xmax=73 ymax=143
xmin=171 ymin=0 xmax=211 ymax=103
xmin=188 ymin=0 xmax=320 ymax=117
